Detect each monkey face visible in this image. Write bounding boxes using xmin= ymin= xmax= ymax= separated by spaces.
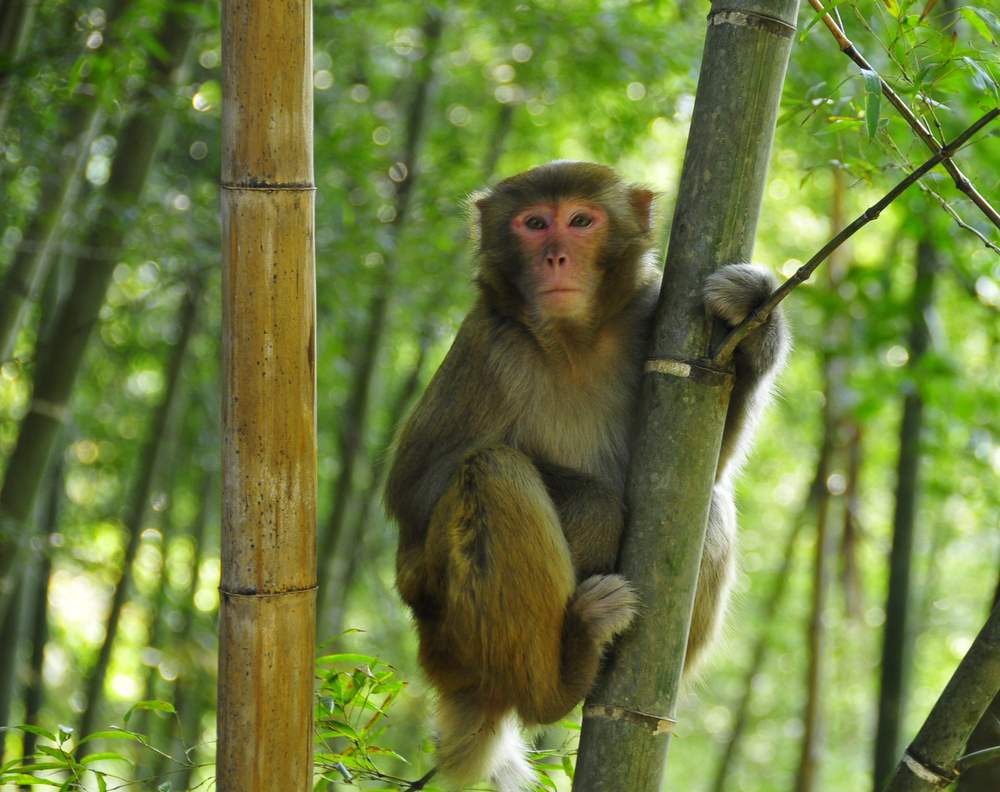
xmin=510 ymin=199 xmax=609 ymax=321
xmin=474 ymin=162 xmax=657 ymax=332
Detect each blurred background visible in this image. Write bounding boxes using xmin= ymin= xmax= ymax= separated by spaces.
xmin=0 ymin=0 xmax=998 ymax=790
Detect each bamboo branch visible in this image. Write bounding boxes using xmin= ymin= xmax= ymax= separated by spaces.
xmin=712 ymin=108 xmax=999 ymax=366
xmin=807 ymin=0 xmax=1000 ymax=231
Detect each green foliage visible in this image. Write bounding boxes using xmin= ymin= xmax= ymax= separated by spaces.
xmin=0 ymin=701 xmax=200 ymax=791
xmin=313 ymin=652 xmax=415 ymax=789
xmin=0 ymin=1 xmax=998 ymax=791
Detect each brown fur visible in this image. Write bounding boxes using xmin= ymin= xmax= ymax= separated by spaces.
xmin=385 ymin=161 xmax=788 ymax=790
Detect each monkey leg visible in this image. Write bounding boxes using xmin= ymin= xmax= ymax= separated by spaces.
xmin=536 ymin=460 xmax=626 ymax=579
xmin=422 ymin=445 xmax=638 ymax=728
xmin=686 ymin=484 xmax=737 ymax=671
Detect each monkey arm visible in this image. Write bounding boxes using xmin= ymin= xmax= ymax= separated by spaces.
xmin=534 ymin=460 xmax=626 ymax=579
xmin=704 ymin=264 xmax=790 ymax=479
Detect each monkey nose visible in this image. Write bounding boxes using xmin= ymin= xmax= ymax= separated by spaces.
xmin=545 ymin=253 xmax=568 ymax=267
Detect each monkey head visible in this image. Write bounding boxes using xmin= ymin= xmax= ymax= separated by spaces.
xmin=473 ymin=161 xmax=656 ymax=331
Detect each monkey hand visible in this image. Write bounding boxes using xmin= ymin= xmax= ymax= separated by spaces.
xmin=703 ymin=263 xmax=789 ymax=379
xmin=703 ymin=263 xmax=777 ymax=326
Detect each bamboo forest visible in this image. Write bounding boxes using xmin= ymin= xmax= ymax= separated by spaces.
xmin=0 ymin=0 xmax=998 ymax=790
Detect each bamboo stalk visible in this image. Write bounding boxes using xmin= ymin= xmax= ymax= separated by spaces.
xmin=18 ymin=458 xmax=61 ymax=784
xmin=76 ymin=276 xmax=203 ymax=748
xmin=316 ymin=8 xmax=444 ymax=603
xmin=154 ymin=471 xmax=215 ymax=788
xmin=873 ymin=236 xmax=939 ymax=790
xmin=571 ymin=3 xmax=799 ymax=788
xmin=0 ymin=0 xmax=39 ymax=132
xmin=794 ymin=431 xmax=835 ymax=792
xmin=708 ymin=516 xmax=805 ymax=791
xmin=319 ymin=102 xmax=511 ymax=633
xmin=882 ymin=604 xmax=1000 ymax=792
xmin=218 ymin=0 xmax=316 ymax=787
xmin=0 ymin=2 xmax=199 ymax=602
xmin=0 ymin=0 xmax=128 ymax=360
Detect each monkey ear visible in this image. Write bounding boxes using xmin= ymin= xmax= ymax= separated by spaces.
xmin=469 ymin=189 xmax=493 ymax=215
xmin=628 ymin=187 xmax=657 ymax=234
xmin=467 ymin=189 xmax=493 ymax=240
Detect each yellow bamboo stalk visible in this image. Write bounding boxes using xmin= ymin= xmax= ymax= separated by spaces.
xmin=218 ymin=0 xmax=316 ymax=788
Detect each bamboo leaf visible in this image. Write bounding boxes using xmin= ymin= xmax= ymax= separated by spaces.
xmin=862 ymin=68 xmax=882 ymax=140
xmin=963 ymin=56 xmax=999 ymax=100
xmin=962 ymin=7 xmax=1000 ymax=43
xmin=324 ymin=720 xmax=361 ymax=742
xmin=0 ymin=763 xmax=66 ymax=773
xmin=14 ymin=725 xmax=57 ymax=743
xmin=316 ymin=653 xmax=380 ymax=667
xmin=6 ymin=777 xmax=62 ymax=787
xmin=80 ymin=752 xmax=134 ymax=766
xmin=123 ymin=699 xmax=175 ymax=725
xmin=78 ymin=730 xmax=144 ymax=745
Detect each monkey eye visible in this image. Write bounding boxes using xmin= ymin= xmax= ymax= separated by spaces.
xmin=524 ymin=215 xmax=548 ymax=231
xmin=569 ymin=213 xmax=593 ymax=228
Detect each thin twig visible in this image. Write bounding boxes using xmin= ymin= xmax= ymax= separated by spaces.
xmin=882 ymin=131 xmax=1000 ymax=255
xmin=406 ymin=767 xmax=438 ymax=790
xmin=712 ymin=108 xmax=1000 ymax=366
xmin=919 ymin=182 xmax=1000 ymax=255
xmin=956 ymin=744 xmax=1000 ymax=773
xmin=807 ymin=0 xmax=1000 ymax=231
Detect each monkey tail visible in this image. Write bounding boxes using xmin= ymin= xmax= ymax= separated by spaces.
xmin=436 ymin=695 xmax=534 ymax=792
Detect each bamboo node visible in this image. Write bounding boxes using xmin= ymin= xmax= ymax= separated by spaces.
xmin=220 ymin=182 xmax=317 ymax=192
xmin=645 ymin=357 xmax=733 ymax=387
xmin=583 ymin=703 xmax=676 ymax=735
xmin=708 ymin=9 xmax=796 ymax=39
xmin=219 ymin=584 xmax=318 ymax=599
xmin=902 ymin=752 xmax=957 ymax=787
xmin=645 ymin=358 xmax=690 ymax=378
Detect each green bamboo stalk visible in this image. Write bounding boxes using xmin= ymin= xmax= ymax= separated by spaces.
xmin=571 ymin=3 xmax=799 ymax=788
xmin=153 ymin=471 xmax=214 ymax=788
xmin=873 ymin=237 xmax=939 ymax=790
xmin=17 ymin=457 xmax=62 ymax=784
xmin=315 ymin=9 xmax=444 ymax=605
xmin=794 ymin=464 xmax=835 ymax=792
xmin=76 ymin=277 xmax=202 ymax=745
xmin=319 ymin=103 xmax=512 ymax=633
xmin=0 ymin=0 xmax=38 ymax=132
xmin=882 ymin=604 xmax=1000 ymax=792
xmin=1 ymin=260 xmax=65 ymax=761
xmin=130 ymin=410 xmax=193 ymax=782
xmin=956 ymin=576 xmax=1000 ymax=792
xmin=709 ymin=431 xmax=834 ymax=792
xmin=321 ymin=337 xmax=430 ymax=635
xmin=0 ymin=4 xmax=199 ymax=601
xmin=0 ymin=0 xmax=129 ymax=359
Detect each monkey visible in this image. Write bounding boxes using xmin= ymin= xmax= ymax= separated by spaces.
xmin=385 ymin=161 xmax=789 ymax=791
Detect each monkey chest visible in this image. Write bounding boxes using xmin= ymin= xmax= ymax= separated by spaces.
xmin=506 ymin=375 xmax=636 ymax=489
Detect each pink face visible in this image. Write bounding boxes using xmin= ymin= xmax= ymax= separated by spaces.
xmin=511 ymin=199 xmax=609 ymax=319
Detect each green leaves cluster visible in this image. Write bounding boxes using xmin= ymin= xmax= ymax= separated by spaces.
xmin=313 ymin=652 xmax=412 ymax=789
xmin=0 ymin=700 xmax=195 ymax=791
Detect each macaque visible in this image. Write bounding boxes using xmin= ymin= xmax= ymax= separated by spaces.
xmin=386 ymin=161 xmax=789 ymax=791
